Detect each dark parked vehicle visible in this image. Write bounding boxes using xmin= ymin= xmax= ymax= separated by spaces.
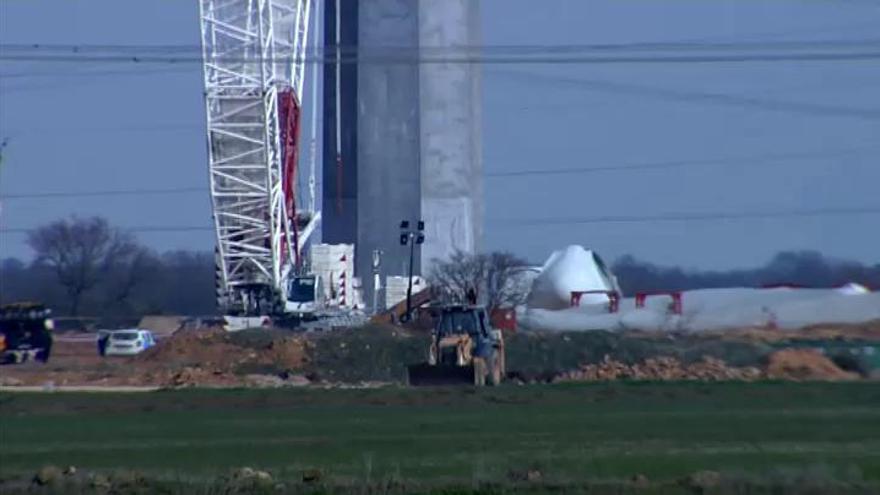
xmin=0 ymin=302 xmax=54 ymax=364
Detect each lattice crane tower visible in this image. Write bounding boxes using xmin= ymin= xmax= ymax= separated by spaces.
xmin=199 ymin=0 xmax=319 ymax=314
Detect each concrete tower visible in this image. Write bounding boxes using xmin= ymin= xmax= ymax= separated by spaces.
xmin=323 ymin=0 xmax=482 ymax=307
xmin=418 ymin=0 xmax=483 ymax=274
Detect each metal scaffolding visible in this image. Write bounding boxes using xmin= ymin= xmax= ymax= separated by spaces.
xmin=199 ymin=0 xmax=317 ymax=314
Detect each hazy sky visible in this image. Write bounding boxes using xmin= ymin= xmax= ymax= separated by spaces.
xmin=1 ymin=0 xmax=879 ymax=269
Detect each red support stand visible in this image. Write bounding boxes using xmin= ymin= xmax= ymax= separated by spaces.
xmin=635 ymin=291 xmax=683 ymax=315
xmin=570 ymin=290 xmax=620 ymax=313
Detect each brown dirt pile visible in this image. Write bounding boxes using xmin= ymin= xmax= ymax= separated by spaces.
xmin=137 ymin=328 xmax=239 ymax=367
xmin=135 ymin=328 xmax=311 ymax=387
xmin=265 ymin=338 xmax=309 ymax=369
xmin=555 ymin=355 xmax=763 ymax=382
xmin=0 ymin=327 xmax=314 ymax=388
xmin=556 ymin=348 xmax=859 ymax=383
xmin=765 ymin=348 xmax=860 ymax=381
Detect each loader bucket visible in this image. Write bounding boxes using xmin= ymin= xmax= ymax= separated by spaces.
xmin=407 ymin=363 xmax=476 ymax=386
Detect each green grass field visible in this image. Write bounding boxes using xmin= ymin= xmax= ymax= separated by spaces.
xmin=1 ymin=382 xmax=879 ymax=493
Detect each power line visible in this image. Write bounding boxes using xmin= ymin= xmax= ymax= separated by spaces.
xmin=3 ymin=38 xmax=878 ymax=55
xmin=0 ymin=226 xmax=213 ymax=235
xmin=3 ymin=52 xmax=879 ymax=65
xmin=496 ymin=206 xmax=880 ymax=227
xmin=490 ymin=69 xmax=880 ymax=121
xmin=0 ymin=66 xmax=196 ymax=80
xmin=2 ymin=206 xmax=878 ymax=235
xmin=2 ymin=123 xmax=203 ymax=137
xmin=1 ymin=145 xmax=874 ymax=200
xmin=0 ymin=187 xmax=206 ymax=200
xmin=0 ymin=67 xmax=197 ymax=95
xmin=486 ymin=145 xmax=878 ymax=178
xmin=2 ymin=39 xmax=876 ymax=81
xmin=656 ymin=21 xmax=880 ymax=46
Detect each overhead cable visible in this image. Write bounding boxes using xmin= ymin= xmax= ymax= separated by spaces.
xmin=2 ymin=206 xmax=879 ymax=235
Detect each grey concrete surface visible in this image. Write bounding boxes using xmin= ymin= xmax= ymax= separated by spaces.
xmin=418 ymin=0 xmax=483 ymax=275
xmin=357 ymin=0 xmax=423 ymax=305
xmin=322 ymin=0 xmax=483 ymax=308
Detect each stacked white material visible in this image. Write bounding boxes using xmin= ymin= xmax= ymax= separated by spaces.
xmin=385 ymin=276 xmax=427 ymax=309
xmin=351 ymin=277 xmax=365 ymax=310
xmin=527 ymin=245 xmax=620 ymax=310
xmin=518 ymin=287 xmax=880 ymax=333
xmin=311 ymin=244 xmax=355 ymax=308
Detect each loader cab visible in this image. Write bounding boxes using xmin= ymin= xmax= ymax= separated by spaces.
xmin=436 ymin=306 xmax=491 ymax=340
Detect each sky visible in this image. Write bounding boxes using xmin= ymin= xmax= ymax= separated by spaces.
xmin=1 ymin=0 xmax=879 ymax=269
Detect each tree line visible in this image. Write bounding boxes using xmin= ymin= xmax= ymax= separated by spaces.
xmin=1 ymin=217 xmax=215 ymax=317
xmin=1 ymin=216 xmax=877 ymax=316
xmin=612 ymin=251 xmax=880 ymax=295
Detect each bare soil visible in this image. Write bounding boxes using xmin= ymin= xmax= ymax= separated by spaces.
xmin=1 ymin=322 xmax=876 ymax=388
xmin=707 ymin=320 xmax=880 ymax=343
xmin=766 ymin=348 xmax=861 ymax=381
xmin=553 ymin=355 xmax=765 ymax=382
xmin=0 ymin=328 xmax=311 ymax=388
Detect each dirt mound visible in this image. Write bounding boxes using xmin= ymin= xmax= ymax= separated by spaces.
xmin=554 ymin=355 xmax=763 ymax=382
xmin=265 ymin=338 xmax=309 ymax=369
xmin=798 ymin=320 xmax=880 ymax=341
xmin=137 ymin=315 xmax=185 ymax=337
xmin=2 ymin=323 xmax=868 ymax=388
xmin=306 ymin=324 xmax=426 ymax=383
xmin=134 ymin=328 xmax=311 ymax=387
xmin=766 ymin=348 xmax=859 ymax=381
xmin=139 ymin=328 xmax=307 ymax=366
xmin=138 ymin=328 xmax=237 ymax=366
xmin=717 ymin=320 xmax=880 ymax=343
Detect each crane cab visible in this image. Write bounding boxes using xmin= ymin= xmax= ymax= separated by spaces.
xmin=284 ymin=275 xmax=324 ymax=320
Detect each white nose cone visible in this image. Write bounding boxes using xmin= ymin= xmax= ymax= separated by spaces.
xmin=527 ymin=245 xmax=619 ymax=310
xmin=836 ymin=283 xmax=871 ymax=295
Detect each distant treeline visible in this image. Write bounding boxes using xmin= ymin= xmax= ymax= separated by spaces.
xmin=612 ymin=251 xmax=880 ymax=296
xmin=1 ymin=215 xmax=877 ymax=316
xmin=1 ymin=251 xmax=216 ymax=318
xmin=2 ymin=250 xmax=877 ymax=317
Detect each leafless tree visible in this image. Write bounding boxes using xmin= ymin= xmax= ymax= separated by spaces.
xmin=428 ymin=251 xmax=529 ymax=309
xmin=27 ymin=216 xmax=139 ymax=315
xmin=103 ymin=247 xmax=159 ymax=314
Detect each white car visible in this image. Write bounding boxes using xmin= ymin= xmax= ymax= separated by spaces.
xmin=104 ymin=329 xmax=156 ymax=356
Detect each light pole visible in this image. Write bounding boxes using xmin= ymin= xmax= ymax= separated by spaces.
xmin=371 ymin=249 xmax=383 ymax=315
xmin=0 ymin=138 xmax=8 ymax=220
xmin=399 ymin=220 xmax=425 ymax=322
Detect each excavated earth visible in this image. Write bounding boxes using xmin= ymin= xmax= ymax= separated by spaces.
xmin=0 ymin=328 xmax=313 ymax=388
xmin=0 ymin=321 xmax=877 ymax=388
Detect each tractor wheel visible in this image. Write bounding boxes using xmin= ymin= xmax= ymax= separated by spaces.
xmin=427 ymin=343 xmax=437 ymax=365
xmin=484 ymin=352 xmax=502 ymax=386
xmin=489 ymin=354 xmax=503 ymax=386
xmin=473 ymin=357 xmax=487 ymax=386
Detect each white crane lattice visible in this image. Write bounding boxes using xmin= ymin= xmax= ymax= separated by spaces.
xmin=199 ymin=0 xmax=318 ymax=314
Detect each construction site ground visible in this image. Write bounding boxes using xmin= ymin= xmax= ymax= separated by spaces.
xmin=1 ymin=383 xmax=879 ymax=494
xmin=2 ymin=321 xmax=879 ymax=389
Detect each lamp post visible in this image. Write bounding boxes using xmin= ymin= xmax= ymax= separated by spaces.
xmin=399 ymin=220 xmax=425 ymax=322
xmin=371 ymin=249 xmax=382 ymax=315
